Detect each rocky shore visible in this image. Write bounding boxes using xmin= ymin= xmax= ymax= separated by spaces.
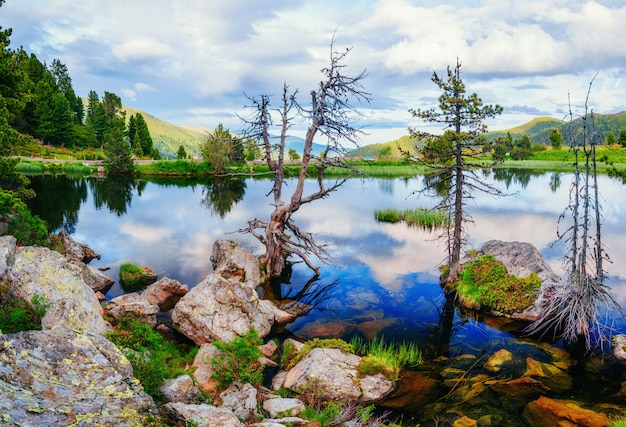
xmin=0 ymin=235 xmax=624 ymax=426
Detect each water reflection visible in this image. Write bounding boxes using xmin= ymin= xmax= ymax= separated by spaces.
xmin=91 ymin=175 xmax=139 ymax=216
xmin=26 ymin=171 xmax=626 ymax=335
xmin=200 ymin=177 xmax=246 ymax=218
xmin=27 ymin=174 xmax=87 ymax=233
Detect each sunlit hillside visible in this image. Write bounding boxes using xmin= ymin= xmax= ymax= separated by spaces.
xmin=122 ymin=106 xmax=208 ymax=159
xmin=486 ymin=116 xmax=564 ymax=142
xmin=348 ymin=135 xmax=421 ymax=158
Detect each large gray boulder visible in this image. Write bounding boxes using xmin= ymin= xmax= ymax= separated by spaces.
xmin=211 ymin=239 xmax=261 ymax=287
xmin=275 ymin=348 xmax=395 ymax=404
xmin=2 ymin=237 xmax=107 ymax=335
xmin=171 ymin=273 xmax=274 ymax=344
xmin=172 ymin=239 xmax=274 ymax=344
xmin=0 ymin=328 xmax=157 ymax=426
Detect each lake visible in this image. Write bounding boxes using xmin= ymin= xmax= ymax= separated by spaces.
xmin=27 ymin=169 xmax=626 ymax=425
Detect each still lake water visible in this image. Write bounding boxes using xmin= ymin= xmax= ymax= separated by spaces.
xmin=27 ymin=170 xmax=626 ymax=423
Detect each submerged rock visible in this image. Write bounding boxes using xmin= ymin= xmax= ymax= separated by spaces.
xmin=523 ymin=357 xmax=573 ymax=393
xmin=484 ymin=348 xmax=514 ymax=372
xmin=0 ymin=328 xmax=157 ymax=426
xmin=523 ymin=396 xmax=611 ymax=427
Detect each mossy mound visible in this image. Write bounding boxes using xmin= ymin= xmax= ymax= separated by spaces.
xmin=455 ymin=254 xmax=541 ymax=315
xmin=119 ymin=263 xmax=158 ymax=292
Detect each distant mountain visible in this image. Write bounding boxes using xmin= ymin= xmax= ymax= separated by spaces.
xmin=275 ymin=135 xmax=328 ymax=156
xmin=122 ymin=106 xmax=208 ymax=159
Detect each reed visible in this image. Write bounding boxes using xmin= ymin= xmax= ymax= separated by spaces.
xmin=374 ymin=207 xmax=449 ymax=229
xmin=350 ymin=336 xmax=422 ymax=381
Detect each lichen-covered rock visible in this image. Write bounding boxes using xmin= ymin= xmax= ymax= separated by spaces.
xmin=171 ymin=273 xmax=274 ymax=344
xmin=6 ymin=244 xmax=107 ymax=335
xmin=0 ymin=235 xmax=17 ymax=277
xmin=220 ymin=382 xmax=258 ymax=421
xmin=0 ymin=328 xmax=157 ymax=426
xmin=162 ymin=402 xmax=242 ymax=427
xmin=211 ymin=240 xmax=261 ymax=287
xmin=277 ymin=348 xmax=395 ymax=404
xmin=159 ymin=375 xmax=200 ymax=404
xmin=69 ymin=259 xmax=114 ymax=293
xmin=262 ymin=397 xmax=305 ymax=418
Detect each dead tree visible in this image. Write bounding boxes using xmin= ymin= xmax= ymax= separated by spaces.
xmin=527 ymin=77 xmax=621 ymax=351
xmin=404 ymin=59 xmax=504 ymax=283
xmin=238 ymin=38 xmax=370 ymax=280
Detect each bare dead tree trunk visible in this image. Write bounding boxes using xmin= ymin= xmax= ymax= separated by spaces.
xmin=238 ymin=37 xmax=370 ymax=280
xmin=526 ymin=76 xmax=621 ymax=352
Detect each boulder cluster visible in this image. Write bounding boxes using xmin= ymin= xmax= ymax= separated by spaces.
xmin=0 ymin=235 xmax=395 ymax=426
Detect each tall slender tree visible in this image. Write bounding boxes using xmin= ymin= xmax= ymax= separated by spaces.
xmin=238 ymin=38 xmax=369 ymax=279
xmin=406 ymin=59 xmax=503 ymax=282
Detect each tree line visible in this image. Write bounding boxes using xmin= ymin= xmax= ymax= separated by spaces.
xmin=0 ymin=10 xmax=157 ymax=172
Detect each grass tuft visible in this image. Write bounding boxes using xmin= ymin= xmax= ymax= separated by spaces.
xmin=374 ymin=207 xmax=450 ymax=229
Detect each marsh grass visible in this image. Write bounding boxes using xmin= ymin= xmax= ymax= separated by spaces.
xmin=351 ymin=336 xmax=422 ymax=381
xmin=136 ymin=159 xmax=211 ymax=176
xmin=16 ymin=160 xmax=96 ymax=175
xmin=375 ymin=208 xmax=449 ymax=229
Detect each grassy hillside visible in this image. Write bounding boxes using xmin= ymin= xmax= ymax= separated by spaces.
xmin=348 ymin=135 xmax=421 ymax=158
xmin=122 ymin=106 xmax=208 ymax=159
xmin=486 ymin=116 xmax=564 ymax=142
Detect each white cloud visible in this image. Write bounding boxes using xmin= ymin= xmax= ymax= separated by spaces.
xmin=2 ymin=0 xmax=625 ymax=142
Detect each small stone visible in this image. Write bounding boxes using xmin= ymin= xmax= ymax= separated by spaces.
xmin=484 ymin=348 xmax=513 ymax=372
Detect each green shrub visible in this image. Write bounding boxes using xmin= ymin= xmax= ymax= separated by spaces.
xmin=0 ymin=282 xmax=49 ymax=333
xmin=119 ymin=263 xmax=157 ymax=291
xmin=211 ymin=329 xmax=264 ymax=389
xmin=0 ymin=190 xmax=26 ymax=215
xmin=8 ymin=209 xmax=49 ymax=247
xmin=106 ymin=313 xmax=195 ymax=399
xmin=456 ymin=254 xmax=541 ymax=314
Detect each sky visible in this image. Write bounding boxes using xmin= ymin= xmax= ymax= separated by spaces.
xmin=2 ymin=0 xmax=626 ymax=145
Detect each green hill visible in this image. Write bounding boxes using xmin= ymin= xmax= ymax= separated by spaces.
xmin=486 ymin=116 xmax=565 ymax=143
xmin=348 ymin=135 xmax=421 ymax=158
xmin=122 ymin=106 xmax=208 ymax=159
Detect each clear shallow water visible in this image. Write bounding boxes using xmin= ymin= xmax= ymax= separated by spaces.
xmin=27 ymin=170 xmax=626 ymax=424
